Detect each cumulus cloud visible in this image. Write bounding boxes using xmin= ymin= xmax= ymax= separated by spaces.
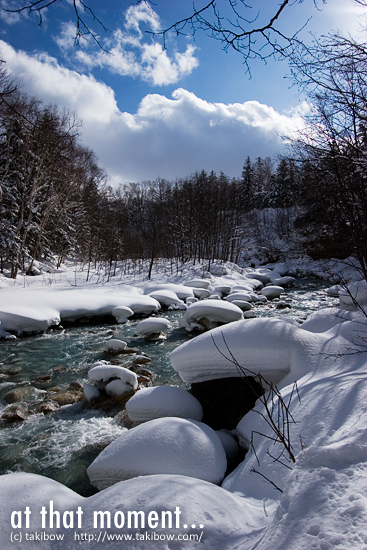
xmin=54 ymin=1 xmax=199 ymax=86
xmin=0 ymin=40 xmax=306 ymax=184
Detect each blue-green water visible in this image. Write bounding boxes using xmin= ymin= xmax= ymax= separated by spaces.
xmin=0 ymin=282 xmax=338 ymax=495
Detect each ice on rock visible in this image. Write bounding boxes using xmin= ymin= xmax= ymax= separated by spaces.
xmin=148 ymin=289 xmax=183 ymax=307
xmin=179 ymin=299 xmax=243 ymax=331
xmin=105 ymin=339 xmax=127 ymax=352
xmin=126 ymin=385 xmax=203 ymax=423
xmin=87 ymin=417 xmax=227 ymax=490
xmin=260 ymin=285 xmax=284 ymax=299
xmin=112 ymin=306 xmax=134 ymax=323
xmin=136 ymin=317 xmax=171 ymax=338
xmin=88 ymin=363 xmax=138 ymax=390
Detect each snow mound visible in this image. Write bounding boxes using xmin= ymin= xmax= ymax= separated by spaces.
xmin=83 ymin=383 xmax=101 ymax=402
xmin=226 ymin=291 xmax=253 ymax=302
xmin=88 ymin=363 xmax=138 ymax=390
xmin=171 ymin=318 xmax=303 ymax=385
xmin=87 ymin=417 xmax=227 ymax=490
xmin=144 ymin=284 xmax=194 ymax=300
xmin=112 ymin=306 xmax=134 ymax=323
xmin=136 ymin=317 xmax=171 ymax=337
xmin=0 ymin=472 xmax=84 ymax=548
xmin=59 ymin=474 xmax=274 ymax=550
xmin=260 ymin=285 xmax=284 ymax=299
xmin=179 ymin=299 xmax=243 ymax=330
xmin=126 ymin=386 xmax=203 ymax=423
xmin=105 ymin=339 xmax=127 ymax=352
xmin=148 ymin=289 xmax=183 ymax=307
xmin=339 ymin=279 xmax=367 ymax=309
xmin=185 ymin=279 xmax=211 ymax=289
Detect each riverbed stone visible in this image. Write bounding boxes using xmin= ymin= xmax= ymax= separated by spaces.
xmin=2 ymin=404 xmax=31 ymax=422
xmin=3 ymin=386 xmax=38 ymax=404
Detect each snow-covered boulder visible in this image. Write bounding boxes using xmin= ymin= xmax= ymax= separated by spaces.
xmin=0 ymin=472 xmax=84 ymax=547
xmin=105 ymin=379 xmax=134 ymax=400
xmin=83 ymin=383 xmax=101 ymax=402
xmin=144 ymin=284 xmax=194 ymax=300
xmin=260 ymin=285 xmax=284 ymax=299
xmin=231 ymin=300 xmax=253 ymax=311
xmin=87 ymin=417 xmax=227 ymax=490
xmin=247 ymin=271 xmax=271 ymax=284
xmin=185 ymin=279 xmax=211 ymax=289
xmin=58 ymin=474 xmax=273 ymax=550
xmin=126 ymin=386 xmax=203 ymax=423
xmin=186 ymin=297 xmax=198 ymax=304
xmin=193 ymin=288 xmax=211 ymax=299
xmin=148 ymin=289 xmax=183 ymax=307
xmin=179 ymin=300 xmax=243 ymax=331
xmin=88 ymin=363 xmax=138 ymax=390
xmin=171 ymin=317 xmax=323 ymax=385
xmin=226 ymin=291 xmax=253 ymax=303
xmin=270 ymin=276 xmax=295 ymax=287
xmin=136 ymin=317 xmax=171 ymax=338
xmin=105 ymin=339 xmax=127 ymax=353
xmin=112 ymin=306 xmax=134 ymax=323
xmin=214 ymin=285 xmax=232 ymax=294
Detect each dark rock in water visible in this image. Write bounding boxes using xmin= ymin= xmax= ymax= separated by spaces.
xmin=3 ymin=386 xmax=37 ymax=404
xmin=36 ymin=401 xmax=60 ymax=414
xmin=276 ymin=301 xmax=292 ymax=310
xmin=6 ymin=366 xmax=22 ymax=376
xmin=31 ymin=375 xmax=52 ymax=384
xmin=50 ymin=389 xmax=84 ymax=406
xmin=190 ymin=376 xmax=264 ymax=430
xmin=69 ymin=381 xmax=84 ymax=390
xmin=2 ymin=404 xmax=31 ymax=422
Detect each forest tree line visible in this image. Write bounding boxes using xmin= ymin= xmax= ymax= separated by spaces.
xmin=1 ymin=48 xmax=367 ymax=280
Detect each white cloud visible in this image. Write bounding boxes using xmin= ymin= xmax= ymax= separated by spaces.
xmin=53 ymin=1 xmax=199 ymax=86
xmin=0 ymin=40 xmax=306 ymax=184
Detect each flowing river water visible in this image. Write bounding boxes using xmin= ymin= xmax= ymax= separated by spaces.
xmin=0 ymin=280 xmax=338 ymax=496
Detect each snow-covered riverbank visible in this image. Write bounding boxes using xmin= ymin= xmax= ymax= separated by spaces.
xmin=0 ymin=257 xmax=366 ymax=549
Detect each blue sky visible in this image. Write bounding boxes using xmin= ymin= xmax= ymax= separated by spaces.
xmin=0 ymin=0 xmax=365 ymax=184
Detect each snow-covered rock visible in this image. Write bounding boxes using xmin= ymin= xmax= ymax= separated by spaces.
xmin=171 ymin=317 xmax=326 ymax=385
xmin=59 ymin=474 xmax=273 ymax=550
xmin=105 ymin=339 xmax=127 ymax=353
xmin=87 ymin=417 xmax=227 ymax=490
xmin=88 ymin=363 xmax=138 ymax=390
xmin=105 ymin=380 xmax=134 ymax=400
xmin=185 ymin=279 xmax=211 ymax=289
xmin=179 ymin=299 xmax=243 ymax=331
xmin=193 ymin=288 xmax=211 ymax=299
xmin=231 ymin=300 xmax=253 ymax=311
xmin=148 ymin=289 xmax=183 ymax=307
xmin=136 ymin=317 xmax=171 ymax=338
xmin=260 ymin=285 xmax=284 ymax=299
xmin=144 ymin=284 xmax=194 ymax=300
xmin=112 ymin=306 xmax=134 ymax=323
xmin=226 ymin=291 xmax=253 ymax=303
xmin=83 ymin=383 xmax=101 ymax=402
xmin=126 ymin=386 xmax=203 ymax=423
